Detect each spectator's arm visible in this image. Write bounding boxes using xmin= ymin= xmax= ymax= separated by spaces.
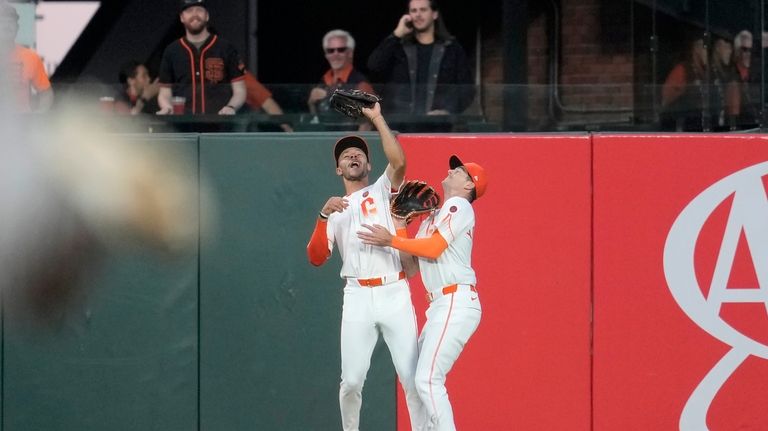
xmin=219 ymin=79 xmax=246 ymax=115
xmin=262 ymin=97 xmax=293 ymax=132
xmin=726 ymin=81 xmax=741 ymax=116
xmin=157 ymin=87 xmax=173 ymax=115
xmin=661 ymin=64 xmax=686 ymax=107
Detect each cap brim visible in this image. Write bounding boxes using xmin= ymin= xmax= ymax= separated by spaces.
xmin=449 ymin=155 xmax=464 ymax=170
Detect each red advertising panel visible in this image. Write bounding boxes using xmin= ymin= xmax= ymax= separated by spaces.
xmin=593 ymin=134 xmax=768 ymax=430
xmin=397 ymin=135 xmax=592 ymax=431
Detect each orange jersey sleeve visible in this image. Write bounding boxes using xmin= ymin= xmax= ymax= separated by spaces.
xmin=244 ymin=73 xmax=272 ymax=109
xmin=307 ymin=218 xmax=331 ymax=266
xmin=357 ymin=81 xmax=375 ymax=95
xmin=661 ymin=64 xmax=686 ymax=107
xmin=17 ymin=47 xmax=51 ymax=91
xmin=391 ymin=231 xmax=448 ymax=260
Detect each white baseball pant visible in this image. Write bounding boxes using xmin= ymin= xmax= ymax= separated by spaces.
xmin=339 ymin=279 xmax=427 ymax=431
xmin=415 ymin=289 xmax=481 ymax=431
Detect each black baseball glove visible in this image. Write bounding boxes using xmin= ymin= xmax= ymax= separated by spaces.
xmin=329 ymin=89 xmax=381 ymax=118
xmin=390 ymin=180 xmax=441 ymax=223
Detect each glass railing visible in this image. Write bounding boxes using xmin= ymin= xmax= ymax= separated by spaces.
xmin=13 ymin=82 xmax=767 ymax=133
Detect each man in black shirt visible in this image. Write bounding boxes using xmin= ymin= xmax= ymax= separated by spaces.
xmin=157 ymin=0 xmax=246 ymax=116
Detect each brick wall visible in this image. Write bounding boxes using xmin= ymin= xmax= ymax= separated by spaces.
xmin=480 ymin=8 xmax=504 ymax=127
xmin=556 ymin=0 xmax=634 ymax=125
xmin=480 ymin=0 xmax=636 ymax=129
xmin=527 ymin=12 xmax=551 ymax=129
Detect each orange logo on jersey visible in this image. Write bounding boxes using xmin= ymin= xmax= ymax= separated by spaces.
xmin=205 ymin=58 xmax=225 ymax=83
xmin=361 ymin=197 xmax=377 ymax=218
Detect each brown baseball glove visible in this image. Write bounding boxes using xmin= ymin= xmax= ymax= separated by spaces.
xmin=329 ymin=89 xmax=381 ymax=118
xmin=390 ymin=180 xmax=441 ymax=223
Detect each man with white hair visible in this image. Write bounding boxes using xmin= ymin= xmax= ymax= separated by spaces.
xmin=308 ymin=29 xmax=375 ymax=128
xmin=733 ymin=30 xmax=759 ymax=127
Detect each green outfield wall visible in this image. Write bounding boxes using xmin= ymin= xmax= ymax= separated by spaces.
xmin=1 ymin=133 xmax=397 ymax=431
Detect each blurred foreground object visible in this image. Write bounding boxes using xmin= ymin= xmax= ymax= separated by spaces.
xmin=0 ymin=100 xmax=215 ymax=325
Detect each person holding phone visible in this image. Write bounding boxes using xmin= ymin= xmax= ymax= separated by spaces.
xmin=367 ymin=0 xmax=474 ymax=127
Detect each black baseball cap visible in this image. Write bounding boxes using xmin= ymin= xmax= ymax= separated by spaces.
xmin=180 ymin=0 xmax=206 ymax=12
xmin=334 ymin=136 xmax=369 ymax=166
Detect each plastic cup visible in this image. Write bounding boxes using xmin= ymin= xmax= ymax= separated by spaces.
xmin=171 ymin=96 xmax=186 ymax=115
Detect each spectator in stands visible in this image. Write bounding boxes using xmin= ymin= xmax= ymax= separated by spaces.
xmin=661 ymin=34 xmax=708 ymax=131
xmin=243 ymin=71 xmax=293 ymax=132
xmin=708 ymin=35 xmax=739 ymax=130
xmin=308 ymin=29 xmax=374 ymax=131
xmin=0 ymin=2 xmax=54 ymax=113
xmin=732 ymin=30 xmax=759 ymax=127
xmin=157 ymin=0 xmax=246 ymax=116
xmin=115 ymin=61 xmax=160 ymax=115
xmin=367 ymin=0 xmax=474 ymax=119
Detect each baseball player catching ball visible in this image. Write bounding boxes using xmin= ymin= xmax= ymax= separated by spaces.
xmin=306 ymin=103 xmax=427 ymax=431
xmin=358 ymin=154 xmax=487 ymax=431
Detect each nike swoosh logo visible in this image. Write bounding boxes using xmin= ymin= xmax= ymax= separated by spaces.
xmin=470 ymin=296 xmax=478 ymax=301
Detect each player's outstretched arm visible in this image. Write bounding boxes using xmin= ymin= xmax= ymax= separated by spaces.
xmin=362 ymin=103 xmax=405 ymax=188
xmin=358 ymin=224 xmax=448 ymax=260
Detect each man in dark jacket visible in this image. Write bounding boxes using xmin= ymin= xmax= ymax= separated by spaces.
xmin=367 ymin=0 xmax=474 ymax=120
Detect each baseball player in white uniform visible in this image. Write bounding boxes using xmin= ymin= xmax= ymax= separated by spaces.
xmin=306 ymin=103 xmax=426 ymax=431
xmin=357 ymin=154 xmax=488 ymax=431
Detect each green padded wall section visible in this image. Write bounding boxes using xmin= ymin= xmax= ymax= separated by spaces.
xmin=2 ymin=135 xmax=200 ymax=431
xmin=198 ymin=132 xmax=396 ymax=431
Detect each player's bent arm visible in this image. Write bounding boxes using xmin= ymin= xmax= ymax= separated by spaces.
xmin=374 ymin=116 xmax=406 ymax=188
xmin=307 ymin=218 xmax=331 ymax=266
xmin=391 ymin=231 xmax=448 ymax=260
xmin=395 ymin=228 xmax=420 ymax=277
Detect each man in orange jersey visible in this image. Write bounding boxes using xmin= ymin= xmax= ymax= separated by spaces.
xmin=308 ymin=29 xmax=375 ymax=131
xmin=0 ymin=2 xmax=53 ymax=113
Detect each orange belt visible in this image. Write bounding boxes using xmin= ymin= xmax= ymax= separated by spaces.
xmin=427 ymin=284 xmax=476 ymax=302
xmin=357 ymin=271 xmax=406 ymax=287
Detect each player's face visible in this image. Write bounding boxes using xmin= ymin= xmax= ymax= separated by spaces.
xmin=408 ymin=0 xmax=438 ymax=32
xmin=443 ymin=166 xmax=472 ymax=193
xmin=336 ymin=148 xmax=371 ymax=181
xmin=325 ymin=36 xmax=352 ymax=72
xmin=180 ymin=6 xmax=209 ymax=35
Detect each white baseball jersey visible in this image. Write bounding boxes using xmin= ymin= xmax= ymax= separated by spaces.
xmin=326 ymin=173 xmax=402 ymax=279
xmin=325 ymin=172 xmax=428 ymax=430
xmin=415 ymin=196 xmax=476 ymax=290
xmin=413 ymin=195 xmax=481 ymax=431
